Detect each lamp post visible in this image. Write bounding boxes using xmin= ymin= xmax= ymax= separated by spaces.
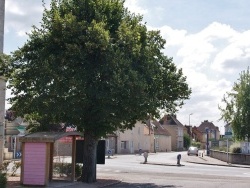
xmin=189 ymin=113 xmax=193 ymax=126
xmin=205 ymin=127 xmax=209 ymax=156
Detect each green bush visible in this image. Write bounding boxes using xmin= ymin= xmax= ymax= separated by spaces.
xmin=210 ymin=146 xmax=227 ymax=152
xmin=183 ymin=134 xmax=191 ymax=149
xmin=232 ymin=147 xmax=241 ymax=153
xmin=0 ymin=172 xmax=7 ymax=188
xmin=229 ymin=142 xmax=241 ymax=153
xmin=11 ymin=161 xmax=21 ymax=176
xmin=0 ymin=161 xmax=9 ymax=188
xmin=0 ymin=161 xmax=10 ymax=173
xmin=53 ymin=163 xmax=82 ymax=178
xmin=191 ymin=142 xmax=201 ymax=149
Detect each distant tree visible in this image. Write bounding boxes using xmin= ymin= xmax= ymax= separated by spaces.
xmin=5 ymin=0 xmax=191 ymax=183
xmin=0 ymin=53 xmax=11 ymax=77
xmin=219 ymin=67 xmax=250 ymax=141
xmin=183 ymin=134 xmax=191 ymax=149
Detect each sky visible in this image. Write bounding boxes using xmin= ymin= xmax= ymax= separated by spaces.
xmin=3 ymin=0 xmax=250 ymax=134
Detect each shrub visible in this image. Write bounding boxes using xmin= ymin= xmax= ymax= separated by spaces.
xmin=232 ymin=147 xmax=241 ymax=153
xmin=0 ymin=161 xmax=10 ymax=173
xmin=53 ymin=162 xmax=82 ymax=178
xmin=191 ymin=142 xmax=201 ymax=149
xmin=229 ymin=142 xmax=241 ymax=153
xmin=183 ymin=134 xmax=191 ymax=149
xmin=11 ymin=161 xmax=21 ymax=176
xmin=0 ymin=172 xmax=7 ymax=188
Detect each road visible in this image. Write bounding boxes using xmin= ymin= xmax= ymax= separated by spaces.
xmin=96 ymin=152 xmax=250 ymax=188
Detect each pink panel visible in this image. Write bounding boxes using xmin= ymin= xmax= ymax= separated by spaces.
xmin=23 ymin=143 xmax=47 ymax=185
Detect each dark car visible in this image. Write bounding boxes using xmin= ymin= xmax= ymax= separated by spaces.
xmin=187 ymin=146 xmax=198 ymax=156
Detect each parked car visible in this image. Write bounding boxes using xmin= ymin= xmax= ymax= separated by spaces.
xmin=187 ymin=146 xmax=198 ymax=156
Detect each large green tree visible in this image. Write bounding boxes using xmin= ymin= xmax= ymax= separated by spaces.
xmin=219 ymin=67 xmax=250 ymax=141
xmin=6 ymin=0 xmax=191 ymax=183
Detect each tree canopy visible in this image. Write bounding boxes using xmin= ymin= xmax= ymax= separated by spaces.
xmin=5 ymin=0 xmax=191 ymax=183
xmin=219 ymin=67 xmax=250 ymax=141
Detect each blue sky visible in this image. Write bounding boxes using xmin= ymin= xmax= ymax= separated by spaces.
xmin=4 ymin=0 xmax=250 ymax=133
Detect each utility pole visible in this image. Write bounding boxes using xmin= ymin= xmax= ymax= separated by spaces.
xmin=189 ymin=113 xmax=193 ymax=139
xmin=0 ymin=0 xmax=6 ymax=165
xmin=189 ymin=113 xmax=193 ymax=126
xmin=0 ymin=0 xmax=5 ymax=52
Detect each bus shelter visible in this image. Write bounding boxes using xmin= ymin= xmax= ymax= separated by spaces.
xmin=19 ymin=131 xmax=83 ymax=186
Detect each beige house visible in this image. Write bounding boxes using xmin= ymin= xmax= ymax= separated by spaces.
xmin=106 ymin=121 xmax=155 ymax=154
xmin=152 ymin=121 xmax=171 ymax=152
xmin=197 ymin=120 xmax=220 ymax=149
xmin=160 ymin=115 xmax=184 ymax=151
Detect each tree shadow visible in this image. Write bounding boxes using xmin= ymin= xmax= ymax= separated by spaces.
xmin=109 ymin=181 xmax=183 ymax=187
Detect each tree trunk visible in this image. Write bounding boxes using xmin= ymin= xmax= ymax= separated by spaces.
xmin=82 ymin=130 xmax=98 ymax=183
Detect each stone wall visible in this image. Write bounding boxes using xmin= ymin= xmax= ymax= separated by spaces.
xmin=210 ymin=150 xmax=250 ymax=165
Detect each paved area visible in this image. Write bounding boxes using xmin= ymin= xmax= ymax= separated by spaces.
xmin=7 ymin=152 xmax=250 ymax=187
xmin=183 ymin=150 xmax=250 ymax=168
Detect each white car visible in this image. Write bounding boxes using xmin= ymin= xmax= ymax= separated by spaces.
xmin=187 ymin=146 xmax=198 ymax=156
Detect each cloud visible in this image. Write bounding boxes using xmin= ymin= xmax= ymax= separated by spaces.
xmin=148 ymin=21 xmax=249 ymax=130
xmin=211 ymin=30 xmax=250 ymax=74
xmin=124 ymin=0 xmax=148 ymax=15
xmin=5 ymin=0 xmax=46 ymax=37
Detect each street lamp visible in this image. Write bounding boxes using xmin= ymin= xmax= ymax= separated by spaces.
xmin=205 ymin=127 xmax=210 ymax=155
xmin=189 ymin=113 xmax=193 ymax=126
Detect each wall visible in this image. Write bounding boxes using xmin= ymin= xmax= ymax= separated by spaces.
xmin=210 ymin=150 xmax=250 ymax=165
xmin=241 ymin=142 xmax=250 ymax=154
xmin=116 ymin=122 xmax=154 ymax=154
xmin=162 ymin=125 xmax=177 ymax=151
xmin=23 ymin=143 xmax=47 ymax=185
xmin=162 ymin=125 xmax=183 ymax=151
xmin=155 ymin=135 xmax=171 ymax=152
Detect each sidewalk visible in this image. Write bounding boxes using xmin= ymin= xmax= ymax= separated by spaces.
xmin=145 ymin=151 xmax=250 ymax=169
xmin=183 ymin=153 xmax=250 ymax=168
xmin=7 ymin=176 xmax=121 ymax=188
xmin=7 ymin=152 xmax=250 ymax=187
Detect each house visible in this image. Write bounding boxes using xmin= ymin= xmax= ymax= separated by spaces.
xmin=152 ymin=121 xmax=171 ymax=152
xmin=106 ymin=121 xmax=155 ymax=154
xmin=159 ymin=115 xmax=184 ymax=151
xmin=191 ymin=126 xmax=203 ymax=143
xmin=197 ymin=120 xmax=220 ymax=148
xmin=183 ymin=125 xmax=192 ymax=138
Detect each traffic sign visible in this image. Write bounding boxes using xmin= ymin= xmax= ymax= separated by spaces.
xmin=16 ymin=151 xmax=22 ymax=158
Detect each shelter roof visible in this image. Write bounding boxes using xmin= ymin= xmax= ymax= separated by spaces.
xmin=19 ymin=131 xmax=83 ymax=143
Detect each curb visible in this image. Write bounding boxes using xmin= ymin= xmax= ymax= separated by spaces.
xmin=98 ymin=180 xmax=122 ymax=188
xmin=140 ymin=161 xmax=250 ymax=169
xmin=185 ymin=161 xmax=250 ymax=168
xmin=141 ymin=162 xmax=185 ymax=167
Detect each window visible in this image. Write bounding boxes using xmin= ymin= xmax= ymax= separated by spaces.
xmin=11 ymin=136 xmax=16 ymax=151
xmin=155 ymin=137 xmax=159 ymax=149
xmin=121 ymin=141 xmax=127 ymax=149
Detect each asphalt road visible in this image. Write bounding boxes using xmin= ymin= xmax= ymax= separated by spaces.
xmin=96 ymin=152 xmax=250 ymax=188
